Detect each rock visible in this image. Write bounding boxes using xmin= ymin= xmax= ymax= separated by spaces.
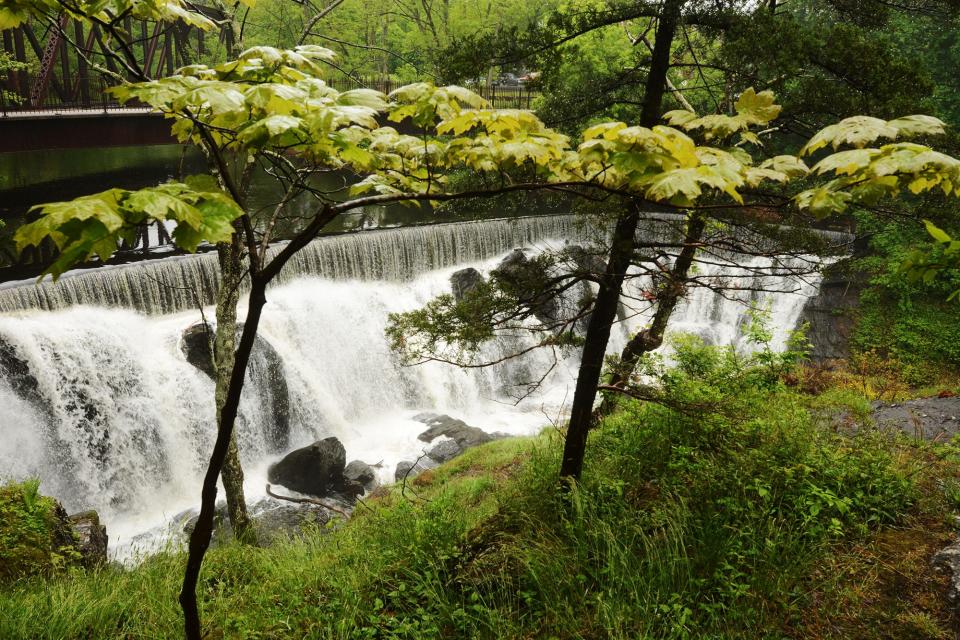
xmin=394 ymin=459 xmax=435 ymax=482
xmin=491 ymin=249 xmax=559 ymax=325
xmin=0 ymin=337 xmax=45 ymax=405
xmin=427 ymin=438 xmax=463 ymax=464
xmin=415 ymin=413 xmax=494 ymax=449
xmin=932 ymin=539 xmax=960 ymax=610
xmin=179 ymin=496 xmax=351 ymax=543
xmin=180 ymin=322 xmax=290 ymax=451
xmin=180 ymin=323 xmax=217 ymax=378
xmin=561 ymin=245 xmax=606 ymax=278
xmin=268 ymin=437 xmax=348 ymax=498
xmin=450 ymin=268 xmax=485 ymax=301
xmin=872 ymin=396 xmax=960 ymax=441
xmin=180 ymin=502 xmax=231 ymax=536
xmin=798 ymin=259 xmax=864 ymax=361
xmin=254 ymin=503 xmax=334 ymax=538
xmin=67 ymin=510 xmax=108 ymax=568
xmin=344 ymin=460 xmax=377 ymax=491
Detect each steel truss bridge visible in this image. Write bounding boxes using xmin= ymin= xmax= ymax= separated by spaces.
xmin=1 ymin=16 xmax=539 ymax=153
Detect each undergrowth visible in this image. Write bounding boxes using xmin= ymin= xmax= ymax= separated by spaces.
xmin=0 ymin=337 xmax=957 ymax=638
xmin=0 ymin=478 xmax=79 ymax=583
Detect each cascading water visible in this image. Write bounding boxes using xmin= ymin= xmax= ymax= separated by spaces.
xmin=0 ymin=215 xmax=838 ymax=557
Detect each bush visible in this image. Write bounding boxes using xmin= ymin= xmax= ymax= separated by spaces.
xmin=0 ymin=479 xmax=79 ymax=582
xmin=852 ymin=211 xmax=960 ymax=384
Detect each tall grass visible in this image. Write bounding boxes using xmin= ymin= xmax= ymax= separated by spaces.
xmin=0 ymin=338 xmax=947 ymax=639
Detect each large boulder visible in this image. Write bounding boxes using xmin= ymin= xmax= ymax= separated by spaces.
xmin=426 ymin=438 xmax=463 ymax=464
xmin=181 ymin=322 xmax=290 ymax=451
xmin=267 ymin=437 xmax=350 ymax=498
xmin=344 ymin=460 xmax=377 ymax=492
xmin=491 ymin=249 xmax=560 ymax=325
xmin=178 ymin=496 xmax=351 ymax=543
xmin=67 ymin=510 xmax=108 ymax=568
xmin=450 ymin=268 xmax=485 ymax=301
xmin=394 ymin=458 xmax=436 ymax=482
xmin=414 ymin=412 xmax=494 ymax=449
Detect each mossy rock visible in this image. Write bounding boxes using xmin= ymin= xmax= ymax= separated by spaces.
xmin=0 ymin=481 xmax=84 ymax=583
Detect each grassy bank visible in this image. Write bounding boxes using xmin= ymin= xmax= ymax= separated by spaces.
xmin=2 ymin=342 xmax=959 ymax=639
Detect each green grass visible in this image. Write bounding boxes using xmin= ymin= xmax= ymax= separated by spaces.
xmin=2 ymin=341 xmax=958 ymax=639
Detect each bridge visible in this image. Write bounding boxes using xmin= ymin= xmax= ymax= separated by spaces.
xmin=1 ymin=16 xmax=539 ymax=153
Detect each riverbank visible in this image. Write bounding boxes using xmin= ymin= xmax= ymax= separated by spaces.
xmin=3 ymin=342 xmax=959 ymax=639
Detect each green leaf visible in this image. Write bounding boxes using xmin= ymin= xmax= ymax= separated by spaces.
xmin=924 ymin=220 xmax=952 ymax=243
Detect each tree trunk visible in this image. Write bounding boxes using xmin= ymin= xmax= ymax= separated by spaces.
xmin=181 ymin=276 xmax=269 ymax=640
xmin=558 ymin=0 xmax=686 ymax=481
xmin=213 ymin=232 xmax=254 ymax=543
xmin=607 ymin=214 xmax=706 ymax=391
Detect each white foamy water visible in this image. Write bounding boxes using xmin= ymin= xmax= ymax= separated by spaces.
xmin=0 ymin=217 xmax=832 ymax=558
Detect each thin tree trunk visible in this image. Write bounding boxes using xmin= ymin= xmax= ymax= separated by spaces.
xmin=180 ymin=202 xmax=339 ymax=639
xmin=558 ymin=0 xmax=686 ymax=481
xmin=180 ymin=276 xmax=269 ymax=640
xmin=607 ymin=214 xmax=706 ymax=391
xmin=213 ymin=231 xmax=254 ymax=543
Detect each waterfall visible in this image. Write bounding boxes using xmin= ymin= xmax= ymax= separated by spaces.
xmin=0 ymin=213 xmax=848 ymax=315
xmin=0 ymin=214 xmax=840 ymax=556
xmin=0 ymin=215 xmax=603 ymax=314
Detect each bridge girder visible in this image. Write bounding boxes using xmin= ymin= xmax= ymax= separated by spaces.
xmin=1 ymin=14 xmax=222 ymax=111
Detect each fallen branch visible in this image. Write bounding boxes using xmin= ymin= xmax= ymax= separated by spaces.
xmin=265 ymin=484 xmax=352 ymax=517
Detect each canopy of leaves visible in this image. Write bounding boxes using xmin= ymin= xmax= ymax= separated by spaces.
xmin=0 ymin=0 xmax=246 ymax=30
xmin=19 ymin=31 xmax=960 ymax=279
xmin=15 ymin=177 xmax=243 ymax=278
xmin=794 ymin=115 xmax=960 ymax=216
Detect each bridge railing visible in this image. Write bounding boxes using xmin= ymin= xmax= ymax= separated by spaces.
xmin=1 ymin=73 xmax=121 ymax=115
xmin=1 ymin=73 xmax=541 ymax=115
xmin=325 ymin=77 xmax=540 ymax=110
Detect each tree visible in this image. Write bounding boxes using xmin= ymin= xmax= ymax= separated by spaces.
xmin=7 ymin=2 xmax=960 ymax=638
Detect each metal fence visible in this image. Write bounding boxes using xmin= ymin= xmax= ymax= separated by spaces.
xmin=325 ymin=77 xmax=540 ymax=110
xmin=1 ymin=74 xmax=540 ymax=115
xmin=1 ymin=73 xmax=120 ymax=115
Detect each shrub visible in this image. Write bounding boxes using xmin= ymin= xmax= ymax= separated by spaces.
xmin=0 ymin=479 xmax=79 ymax=582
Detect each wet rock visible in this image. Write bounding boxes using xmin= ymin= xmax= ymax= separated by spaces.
xmin=180 ymin=502 xmax=231 ymax=536
xmin=394 ymin=458 xmax=436 ymax=482
xmin=179 ymin=496 xmax=351 ymax=543
xmin=344 ymin=460 xmax=377 ymax=491
xmin=180 ymin=322 xmax=290 ymax=451
xmin=799 ymin=260 xmax=865 ymax=361
xmin=415 ymin=413 xmax=494 ymax=449
xmin=427 ymin=438 xmax=463 ymax=464
xmin=872 ymin=396 xmax=960 ymax=441
xmin=180 ymin=323 xmax=217 ymax=378
xmin=0 ymin=337 xmax=44 ymax=403
xmin=67 ymin=510 xmax=108 ymax=568
xmin=491 ymin=249 xmax=559 ymax=325
xmin=253 ymin=503 xmax=337 ymax=539
xmin=561 ymin=245 xmax=606 ymax=278
xmin=267 ymin=437 xmax=348 ymax=498
xmin=450 ymin=268 xmax=485 ymax=301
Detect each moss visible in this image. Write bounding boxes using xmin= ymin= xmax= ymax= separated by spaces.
xmin=0 ymin=479 xmax=79 ymax=583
